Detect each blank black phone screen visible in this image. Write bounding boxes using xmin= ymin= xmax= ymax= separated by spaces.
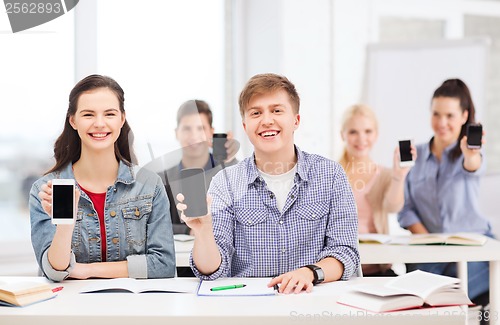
xmin=467 ymin=124 xmax=482 ymax=147
xmin=53 ymin=185 xmax=74 ymax=219
xmin=399 ymin=140 xmax=412 ymax=162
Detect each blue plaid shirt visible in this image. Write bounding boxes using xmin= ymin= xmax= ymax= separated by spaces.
xmin=190 ymin=147 xmax=359 ymax=280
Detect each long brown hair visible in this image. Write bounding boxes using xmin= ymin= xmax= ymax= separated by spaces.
xmin=46 ymin=74 xmax=137 ymax=174
xmin=432 ymin=78 xmax=476 ymax=161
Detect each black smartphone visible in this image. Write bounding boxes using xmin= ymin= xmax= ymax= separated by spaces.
xmin=180 ymin=168 xmax=208 ymax=218
xmin=212 ymin=133 xmax=228 ymax=162
xmin=466 ymin=124 xmax=482 ymax=149
xmin=51 ymin=179 xmax=75 ymax=224
xmin=398 ymin=140 xmax=414 ymax=167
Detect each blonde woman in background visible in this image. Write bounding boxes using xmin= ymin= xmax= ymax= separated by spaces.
xmin=339 ymin=104 xmax=415 ymax=276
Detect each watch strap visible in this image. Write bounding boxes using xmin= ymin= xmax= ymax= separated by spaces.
xmin=304 ymin=264 xmax=322 ymax=285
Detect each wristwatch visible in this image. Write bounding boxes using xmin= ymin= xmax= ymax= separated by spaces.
xmin=304 ymin=264 xmax=325 ymax=285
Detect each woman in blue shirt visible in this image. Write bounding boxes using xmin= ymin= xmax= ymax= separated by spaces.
xmin=30 ymin=75 xmax=175 ymax=282
xmin=398 ymin=78 xmax=491 ymax=304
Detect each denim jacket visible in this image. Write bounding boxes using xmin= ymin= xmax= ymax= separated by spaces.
xmin=29 ymin=161 xmax=175 ymax=282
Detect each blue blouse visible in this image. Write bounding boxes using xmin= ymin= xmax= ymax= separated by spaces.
xmin=398 ymin=139 xmax=492 ymax=235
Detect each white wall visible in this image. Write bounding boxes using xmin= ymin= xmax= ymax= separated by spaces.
xmin=365 ymin=39 xmax=489 ymax=167
xmin=229 ymin=0 xmax=500 ymax=168
xmin=230 ymin=0 xmax=334 ymax=158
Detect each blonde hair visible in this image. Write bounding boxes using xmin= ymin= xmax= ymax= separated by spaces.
xmin=339 ymin=104 xmax=379 ymax=171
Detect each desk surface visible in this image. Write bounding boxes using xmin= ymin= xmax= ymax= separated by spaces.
xmin=360 ymin=237 xmax=500 ymax=264
xmin=0 ymin=277 xmax=466 ymax=325
xmin=174 ymin=236 xmax=500 ymax=325
xmin=358 ymin=237 xmax=500 ymax=325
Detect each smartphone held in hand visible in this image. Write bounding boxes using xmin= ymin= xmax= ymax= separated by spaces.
xmin=51 ymin=179 xmax=76 ymax=224
xmin=180 ymin=168 xmax=208 ymax=218
xmin=399 ymin=140 xmax=415 ymax=167
xmin=212 ymin=133 xmax=228 ymax=162
xmin=466 ymin=124 xmax=482 ymax=149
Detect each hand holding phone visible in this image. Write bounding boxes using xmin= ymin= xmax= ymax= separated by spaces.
xmin=466 ymin=123 xmax=482 ymax=149
xmin=398 ymin=140 xmax=415 ymax=167
xmin=212 ymin=133 xmax=228 ymax=162
xmin=179 ymin=168 xmax=208 ymax=218
xmin=51 ymin=179 xmax=76 ymax=224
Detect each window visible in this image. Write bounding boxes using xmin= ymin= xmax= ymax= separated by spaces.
xmin=0 ymin=11 xmax=74 ymax=230
xmin=0 ymin=10 xmax=74 ymax=274
xmin=96 ymin=0 xmax=225 ymax=165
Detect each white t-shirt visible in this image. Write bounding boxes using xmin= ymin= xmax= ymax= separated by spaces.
xmin=258 ymin=164 xmax=298 ymax=212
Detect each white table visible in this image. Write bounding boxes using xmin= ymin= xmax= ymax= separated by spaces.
xmin=175 ymin=237 xmax=500 ymax=324
xmin=360 ymin=238 xmax=500 ymax=324
xmin=0 ymin=276 xmax=467 ymax=325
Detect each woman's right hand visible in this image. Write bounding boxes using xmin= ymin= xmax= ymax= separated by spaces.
xmin=392 ymin=144 xmax=417 ymax=179
xmin=38 ymin=180 xmax=81 ymax=221
xmin=176 ymin=193 xmax=213 ymax=235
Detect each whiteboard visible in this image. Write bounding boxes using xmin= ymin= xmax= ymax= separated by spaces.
xmin=363 ymin=38 xmax=490 ymax=167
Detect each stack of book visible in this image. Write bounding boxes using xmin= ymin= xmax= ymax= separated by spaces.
xmin=0 ymin=281 xmax=56 ymax=307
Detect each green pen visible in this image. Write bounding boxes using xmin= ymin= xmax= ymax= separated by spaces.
xmin=210 ymin=284 xmax=246 ymax=291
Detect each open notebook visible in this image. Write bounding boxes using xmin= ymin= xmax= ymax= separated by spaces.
xmin=79 ymin=278 xmax=199 ymax=294
xmin=197 ymin=277 xmax=277 ymax=296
